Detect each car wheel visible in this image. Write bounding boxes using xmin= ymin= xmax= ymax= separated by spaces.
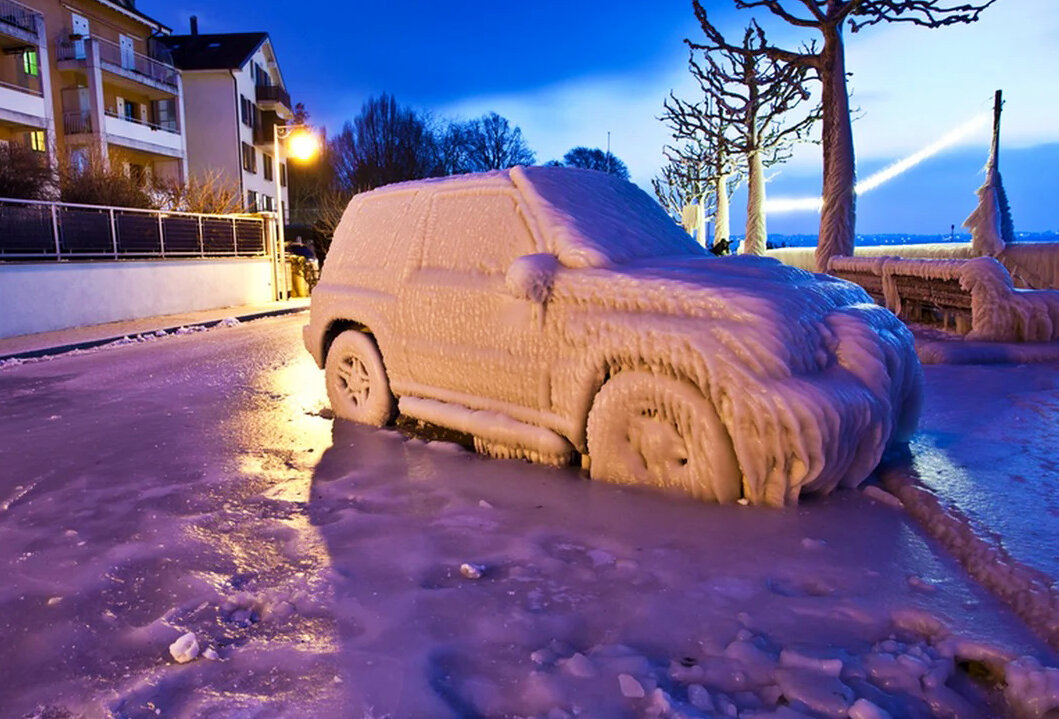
xmin=325 ymin=330 xmax=396 ymax=427
xmin=586 ymin=371 xmax=741 ymax=503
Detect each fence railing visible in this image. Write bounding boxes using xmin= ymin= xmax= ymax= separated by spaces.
xmin=0 ymin=0 xmax=40 ymax=36
xmin=104 ymin=108 xmax=179 ymax=134
xmin=0 ymin=197 xmax=268 ymax=260
xmin=62 ymin=110 xmax=91 ymax=134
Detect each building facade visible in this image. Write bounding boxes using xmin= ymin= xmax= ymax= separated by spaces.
xmin=159 ymin=26 xmax=293 ymax=214
xmin=0 ymin=0 xmax=187 ymax=183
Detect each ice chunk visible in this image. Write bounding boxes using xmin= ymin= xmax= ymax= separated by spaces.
xmin=169 ymin=631 xmax=199 ymax=663
xmin=560 ymin=652 xmax=597 ymax=678
xmin=617 ymin=673 xmax=645 ymax=699
xmin=460 ymin=562 xmax=485 ymax=580
xmin=849 ymin=699 xmax=892 ymax=719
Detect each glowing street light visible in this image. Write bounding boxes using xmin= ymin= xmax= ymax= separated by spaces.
xmin=272 ymin=123 xmax=320 ymax=300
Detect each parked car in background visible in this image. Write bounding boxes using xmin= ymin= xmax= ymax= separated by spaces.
xmin=303 ymin=166 xmax=922 ymax=506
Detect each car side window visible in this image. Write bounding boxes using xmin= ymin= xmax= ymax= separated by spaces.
xmin=423 ymin=191 xmax=536 ymax=275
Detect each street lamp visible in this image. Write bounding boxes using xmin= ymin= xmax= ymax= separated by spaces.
xmin=272 ymin=123 xmax=320 ymax=300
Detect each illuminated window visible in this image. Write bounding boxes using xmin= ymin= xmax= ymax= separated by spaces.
xmin=22 ymin=51 xmax=39 ymax=77
xmin=28 ymin=131 xmax=45 ymax=152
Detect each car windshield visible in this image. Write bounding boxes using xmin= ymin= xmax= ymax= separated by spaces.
xmin=514 ymin=166 xmax=706 ymax=268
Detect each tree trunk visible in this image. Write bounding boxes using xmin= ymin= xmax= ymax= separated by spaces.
xmin=714 ymin=172 xmax=730 ymax=247
xmin=742 ymin=150 xmax=767 ymax=255
xmin=814 ymin=26 xmax=856 ymax=272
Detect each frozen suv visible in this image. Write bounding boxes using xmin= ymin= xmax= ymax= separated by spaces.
xmin=303 ymin=166 xmax=921 ymax=506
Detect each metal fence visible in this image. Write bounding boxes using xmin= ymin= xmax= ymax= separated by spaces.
xmin=0 ymin=197 xmax=269 ymax=260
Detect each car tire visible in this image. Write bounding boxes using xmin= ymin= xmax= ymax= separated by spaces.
xmin=586 ymin=371 xmax=741 ymax=503
xmin=325 ymin=330 xmax=396 ymax=427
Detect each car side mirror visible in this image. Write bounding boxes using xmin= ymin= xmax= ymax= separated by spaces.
xmin=506 ymin=253 xmax=559 ymax=303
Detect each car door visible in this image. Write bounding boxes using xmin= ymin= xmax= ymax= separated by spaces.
xmin=400 ymin=188 xmax=550 ymax=411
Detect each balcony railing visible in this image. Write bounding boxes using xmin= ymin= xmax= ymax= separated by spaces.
xmin=63 ymin=110 xmax=92 ymax=135
xmin=104 ymin=108 xmax=179 ymax=134
xmin=0 ymin=0 xmax=39 ymax=37
xmin=255 ymin=84 xmax=290 ymax=110
xmin=56 ymin=36 xmax=179 ymax=90
xmin=0 ymin=197 xmax=268 ymax=260
xmin=0 ymin=77 xmax=42 ymax=97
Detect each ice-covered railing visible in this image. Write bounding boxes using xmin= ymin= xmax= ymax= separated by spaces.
xmin=829 ymin=255 xmax=1059 ymax=341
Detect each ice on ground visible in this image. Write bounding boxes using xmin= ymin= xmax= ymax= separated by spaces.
xmin=168 ymin=632 xmax=199 ymax=663
xmin=1 ymin=315 xmax=1055 ymax=718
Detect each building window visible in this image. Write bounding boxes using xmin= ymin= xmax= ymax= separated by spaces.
xmin=241 ymin=142 xmax=257 ymax=173
xmin=27 ymin=130 xmax=45 ymax=152
xmin=240 ymin=95 xmax=253 ymax=128
xmin=247 ymin=190 xmax=258 ymax=212
xmin=279 ymin=162 xmax=286 ymax=187
xmin=263 ymin=153 xmax=273 ymax=181
xmin=261 ymin=194 xmax=273 ymax=212
xmin=22 ymin=51 xmax=39 ymax=77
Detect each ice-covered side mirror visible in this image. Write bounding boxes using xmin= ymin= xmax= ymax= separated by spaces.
xmin=506 ymin=253 xmax=559 ymax=303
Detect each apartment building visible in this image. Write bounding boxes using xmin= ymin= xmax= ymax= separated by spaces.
xmin=0 ymin=0 xmax=187 ymax=183
xmin=159 ymin=24 xmax=294 ymax=215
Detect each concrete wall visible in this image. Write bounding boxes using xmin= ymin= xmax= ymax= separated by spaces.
xmin=0 ymin=258 xmax=275 ymax=338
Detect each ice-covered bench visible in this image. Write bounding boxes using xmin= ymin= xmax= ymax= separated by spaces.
xmin=828 ymin=255 xmax=1059 ymax=342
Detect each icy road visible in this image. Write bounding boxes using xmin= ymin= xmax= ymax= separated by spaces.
xmin=0 ymin=314 xmax=1056 ymax=718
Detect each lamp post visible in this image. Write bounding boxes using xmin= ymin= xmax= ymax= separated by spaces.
xmin=272 ymin=123 xmax=319 ymax=300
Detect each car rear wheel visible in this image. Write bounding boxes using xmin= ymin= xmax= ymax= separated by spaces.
xmin=586 ymin=372 xmax=741 ymax=503
xmin=325 ymin=330 xmax=396 ymax=426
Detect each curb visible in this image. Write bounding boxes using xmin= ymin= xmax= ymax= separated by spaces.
xmin=0 ymin=305 xmax=308 ymax=362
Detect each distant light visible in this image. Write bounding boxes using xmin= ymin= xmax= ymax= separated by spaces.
xmin=765 ymin=111 xmax=992 ymax=215
xmin=287 ymin=129 xmax=320 ymax=162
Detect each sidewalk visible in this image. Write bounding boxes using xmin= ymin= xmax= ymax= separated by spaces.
xmin=0 ymin=299 xmax=310 ymax=361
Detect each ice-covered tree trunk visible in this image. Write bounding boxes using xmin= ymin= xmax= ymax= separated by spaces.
xmin=741 ymin=150 xmax=767 ymax=255
xmin=714 ymin=172 xmax=731 ymax=247
xmin=814 ymin=27 xmax=856 ymax=273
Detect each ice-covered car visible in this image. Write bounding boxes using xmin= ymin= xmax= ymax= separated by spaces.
xmin=303 ymin=166 xmax=922 ymax=506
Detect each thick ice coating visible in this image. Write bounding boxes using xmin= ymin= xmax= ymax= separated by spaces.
xmin=305 ymin=166 xmax=923 ymax=506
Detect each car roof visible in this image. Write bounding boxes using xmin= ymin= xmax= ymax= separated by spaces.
xmin=358 ymin=166 xmax=704 ymax=268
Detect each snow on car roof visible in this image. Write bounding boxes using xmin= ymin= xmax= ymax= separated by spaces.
xmin=364 ymin=166 xmax=706 ymax=269
xmin=511 ymin=165 xmax=706 ymax=268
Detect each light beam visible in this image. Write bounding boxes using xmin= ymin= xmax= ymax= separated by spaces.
xmin=764 ymin=111 xmax=992 ymax=215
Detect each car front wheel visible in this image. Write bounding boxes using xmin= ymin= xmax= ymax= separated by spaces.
xmin=586 ymin=372 xmax=741 ymax=503
xmin=325 ymin=330 xmax=396 ymax=427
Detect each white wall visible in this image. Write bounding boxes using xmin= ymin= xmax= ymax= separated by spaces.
xmin=0 ymin=258 xmax=274 ymax=338
xmin=180 ymin=70 xmax=241 ymax=189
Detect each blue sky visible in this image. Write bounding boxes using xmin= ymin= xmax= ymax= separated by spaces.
xmin=161 ymin=1 xmax=1058 ymax=235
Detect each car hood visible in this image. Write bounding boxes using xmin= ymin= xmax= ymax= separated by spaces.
xmin=554 ymin=253 xmax=873 ymax=377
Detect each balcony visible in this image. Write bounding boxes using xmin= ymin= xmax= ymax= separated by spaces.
xmin=62 ymin=109 xmax=91 ymax=135
xmin=57 ymin=36 xmax=179 ymax=93
xmin=104 ymin=110 xmax=182 ymax=156
xmin=255 ymin=83 xmax=290 ymax=113
xmin=0 ymin=79 xmax=45 ymax=127
xmin=0 ymin=0 xmax=39 ymax=44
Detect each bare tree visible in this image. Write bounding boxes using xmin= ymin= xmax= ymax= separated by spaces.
xmin=561 ymin=147 xmax=630 ymax=180
xmin=693 ymin=0 xmax=996 ymax=270
xmin=332 ymin=94 xmax=441 ymax=193
xmin=464 ymin=112 xmax=535 ymax=171
xmin=58 ymin=147 xmax=153 ymax=208
xmin=675 ymin=22 xmax=819 ymax=255
xmin=153 ymin=169 xmax=241 ymax=214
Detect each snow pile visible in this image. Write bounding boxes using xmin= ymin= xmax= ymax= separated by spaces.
xmin=959 ymin=257 xmax=1059 ymax=342
xmin=312 ymin=166 xmax=923 ymax=506
xmin=168 ymin=631 xmax=199 ymax=663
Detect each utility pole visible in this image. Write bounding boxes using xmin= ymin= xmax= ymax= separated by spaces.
xmin=991 ymin=89 xmax=1003 ymax=166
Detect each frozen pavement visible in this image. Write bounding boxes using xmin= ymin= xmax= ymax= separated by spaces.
xmin=0 ymin=314 xmax=1057 ymax=718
